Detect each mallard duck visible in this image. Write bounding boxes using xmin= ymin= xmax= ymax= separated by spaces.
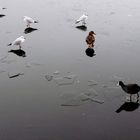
xmin=86 ymin=31 xmax=96 ymax=48
xmin=8 ymin=36 xmax=25 ymax=49
xmin=23 ymin=16 xmax=38 ymax=27
xmin=118 ymin=81 xmax=140 ymax=101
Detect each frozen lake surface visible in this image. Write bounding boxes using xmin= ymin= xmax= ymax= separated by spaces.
xmin=0 ymin=0 xmax=140 ymax=139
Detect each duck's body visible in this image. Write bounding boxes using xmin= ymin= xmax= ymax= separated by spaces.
xmin=23 ymin=16 xmax=38 ymax=27
xmin=86 ymin=31 xmax=96 ymax=48
xmin=8 ymin=36 xmax=25 ymax=49
xmin=75 ymin=14 xmax=88 ymax=25
xmin=118 ymin=81 xmax=140 ymax=101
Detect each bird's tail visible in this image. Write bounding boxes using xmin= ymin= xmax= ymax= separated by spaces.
xmin=7 ymin=43 xmax=12 ymax=46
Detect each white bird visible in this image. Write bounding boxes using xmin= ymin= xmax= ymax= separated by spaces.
xmin=8 ymin=36 xmax=25 ymax=49
xmin=23 ymin=16 xmax=38 ymax=27
xmin=75 ymin=14 xmax=88 ymax=25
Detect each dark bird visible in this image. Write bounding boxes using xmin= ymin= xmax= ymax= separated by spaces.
xmin=86 ymin=31 xmax=96 ymax=48
xmin=118 ymin=81 xmax=140 ymax=101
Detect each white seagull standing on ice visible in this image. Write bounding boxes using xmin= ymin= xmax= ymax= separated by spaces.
xmin=23 ymin=16 xmax=38 ymax=27
xmin=75 ymin=14 xmax=88 ymax=25
xmin=8 ymin=36 xmax=25 ymax=49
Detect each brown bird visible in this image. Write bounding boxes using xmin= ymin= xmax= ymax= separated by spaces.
xmin=85 ymin=31 xmax=96 ymax=48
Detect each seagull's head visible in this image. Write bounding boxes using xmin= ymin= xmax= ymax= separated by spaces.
xmin=20 ymin=36 xmax=26 ymax=40
xmin=23 ymin=16 xmax=28 ymax=20
xmin=84 ymin=14 xmax=88 ymax=17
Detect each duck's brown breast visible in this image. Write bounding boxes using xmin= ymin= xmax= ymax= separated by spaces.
xmin=86 ymin=35 xmax=95 ymax=44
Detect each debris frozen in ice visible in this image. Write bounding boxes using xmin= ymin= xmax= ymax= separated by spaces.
xmin=8 ymin=70 xmax=24 ymax=78
xmin=80 ymin=93 xmax=104 ymax=104
xmin=112 ymin=75 xmax=124 ymax=82
xmin=53 ymin=71 xmax=60 ymax=75
xmin=54 ymin=75 xmax=77 ymax=86
xmin=61 ymin=93 xmax=87 ymax=106
xmin=85 ymin=88 xmax=99 ymax=96
xmin=88 ymin=80 xmax=98 ymax=86
xmin=60 ymin=88 xmax=104 ymax=106
xmin=45 ymin=75 xmax=53 ymax=81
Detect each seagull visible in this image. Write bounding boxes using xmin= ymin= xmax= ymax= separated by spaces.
xmin=23 ymin=16 xmax=38 ymax=27
xmin=75 ymin=14 xmax=88 ymax=25
xmin=8 ymin=36 xmax=25 ymax=49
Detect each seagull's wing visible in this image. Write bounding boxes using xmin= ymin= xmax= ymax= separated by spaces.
xmin=24 ymin=16 xmax=34 ymax=23
xmin=13 ymin=37 xmax=22 ymax=45
xmin=75 ymin=15 xmax=84 ymax=23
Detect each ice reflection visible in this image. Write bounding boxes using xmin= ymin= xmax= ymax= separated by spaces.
xmin=8 ymin=49 xmax=26 ymax=57
xmin=76 ymin=25 xmax=87 ymax=31
xmin=85 ymin=48 xmax=95 ymax=57
xmin=0 ymin=14 xmax=5 ymax=18
xmin=116 ymin=101 xmax=140 ymax=113
xmin=24 ymin=27 xmax=38 ymax=34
